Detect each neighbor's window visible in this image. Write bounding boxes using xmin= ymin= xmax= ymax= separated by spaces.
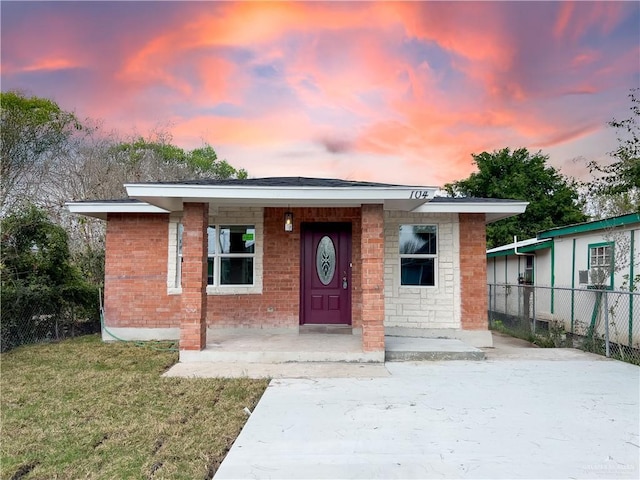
xmin=399 ymin=225 xmax=437 ymax=286
xmin=207 ymin=225 xmax=255 ymax=286
xmin=588 ymin=242 xmax=614 ymax=287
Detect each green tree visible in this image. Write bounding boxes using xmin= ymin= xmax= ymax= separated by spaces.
xmin=108 ymin=137 xmax=247 ymax=188
xmin=444 ymin=148 xmax=587 ymax=248
xmin=187 ymin=144 xmax=248 ymax=179
xmin=587 ymin=88 xmax=640 ymax=216
xmin=0 ymin=91 xmax=81 ymax=211
xmin=1 ymin=204 xmax=99 ymax=351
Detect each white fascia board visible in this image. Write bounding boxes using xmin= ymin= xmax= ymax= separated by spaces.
xmin=486 ymin=237 xmax=543 ymax=254
xmin=66 ymin=201 xmax=170 ymax=220
xmin=411 ymin=201 xmax=528 ymax=214
xmin=125 ymin=184 xmax=438 ymax=204
xmin=411 ymin=201 xmax=528 ymax=224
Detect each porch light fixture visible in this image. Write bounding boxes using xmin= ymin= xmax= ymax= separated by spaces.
xmin=284 ymin=211 xmax=294 ymax=232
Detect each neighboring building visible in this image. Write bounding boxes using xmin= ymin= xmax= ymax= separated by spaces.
xmin=68 ymin=177 xmax=528 ymax=361
xmin=487 ymin=213 xmax=640 ymax=347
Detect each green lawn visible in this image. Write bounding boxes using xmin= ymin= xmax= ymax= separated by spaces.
xmin=0 ymin=335 xmax=269 ymax=479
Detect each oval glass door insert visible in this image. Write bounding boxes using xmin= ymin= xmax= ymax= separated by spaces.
xmin=316 ymin=236 xmax=336 ymax=285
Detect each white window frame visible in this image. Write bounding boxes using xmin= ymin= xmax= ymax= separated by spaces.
xmin=168 ymin=211 xmax=263 ymax=296
xmin=588 ymin=242 xmax=614 ymax=288
xmin=399 ymin=224 xmax=438 ymax=288
xmin=167 ymin=215 xmax=183 ymax=295
xmin=206 ymin=224 xmax=256 ymax=288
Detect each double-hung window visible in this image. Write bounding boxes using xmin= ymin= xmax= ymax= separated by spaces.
xmin=399 ymin=225 xmax=437 ymax=286
xmin=207 ymin=225 xmax=255 ymax=286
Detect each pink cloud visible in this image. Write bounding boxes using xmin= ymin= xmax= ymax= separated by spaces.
xmin=1 ymin=1 xmax=637 ymax=187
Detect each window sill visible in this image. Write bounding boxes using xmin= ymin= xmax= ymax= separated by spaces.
xmin=206 ymin=285 xmax=262 ymax=295
xmin=167 ymin=286 xmax=264 ymax=295
xmin=399 ymin=285 xmax=438 ymax=289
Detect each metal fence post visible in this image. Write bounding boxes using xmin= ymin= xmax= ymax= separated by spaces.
xmin=532 ymin=287 xmax=536 ymax=335
xmin=604 ymin=289 xmax=610 ymax=358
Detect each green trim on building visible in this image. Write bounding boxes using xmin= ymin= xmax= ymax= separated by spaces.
xmin=538 ymin=213 xmax=640 ymax=239
xmin=571 ymin=238 xmax=576 ymax=333
xmin=550 ymin=240 xmax=555 ymax=313
xmin=630 ymin=230 xmax=635 ymax=347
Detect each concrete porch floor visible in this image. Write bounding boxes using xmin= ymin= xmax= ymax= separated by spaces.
xmin=167 ymin=331 xmax=484 ymax=378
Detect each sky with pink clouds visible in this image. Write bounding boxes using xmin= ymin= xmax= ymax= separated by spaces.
xmin=2 ymin=1 xmax=639 ymax=187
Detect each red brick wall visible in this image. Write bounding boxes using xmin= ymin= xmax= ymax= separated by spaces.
xmin=459 ymin=213 xmax=488 ymax=330
xmin=180 ymin=203 xmax=208 ymax=350
xmin=361 ymin=204 xmax=385 ymax=351
xmin=207 ymin=207 xmax=363 ymax=328
xmin=104 ymin=213 xmax=181 ymax=328
xmin=104 ymin=207 xmax=366 ymax=332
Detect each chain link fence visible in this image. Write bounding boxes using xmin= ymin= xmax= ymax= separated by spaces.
xmin=1 ymin=294 xmax=100 ymax=353
xmin=488 ymin=283 xmax=640 ymax=365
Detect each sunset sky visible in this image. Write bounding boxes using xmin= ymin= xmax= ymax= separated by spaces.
xmin=2 ymin=1 xmax=639 ymax=186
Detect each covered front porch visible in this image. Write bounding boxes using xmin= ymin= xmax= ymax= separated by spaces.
xmin=175 ymin=328 xmax=484 ymax=367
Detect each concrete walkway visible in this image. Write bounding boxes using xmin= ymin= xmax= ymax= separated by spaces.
xmin=214 ymin=334 xmax=640 ymax=479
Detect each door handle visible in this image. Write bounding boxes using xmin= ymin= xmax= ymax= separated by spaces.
xmin=342 ymin=271 xmax=348 ymax=289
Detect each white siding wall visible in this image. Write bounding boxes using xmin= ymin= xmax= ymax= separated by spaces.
xmin=549 ymin=227 xmax=639 ymax=339
xmin=487 ymin=224 xmax=640 ymax=347
xmin=383 ymin=211 xmax=461 ymax=329
xmin=535 ymin=249 xmax=554 ymax=318
xmin=487 ymin=254 xmax=532 ymax=317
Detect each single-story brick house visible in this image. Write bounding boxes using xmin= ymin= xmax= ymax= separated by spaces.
xmin=68 ymin=177 xmax=527 ymax=360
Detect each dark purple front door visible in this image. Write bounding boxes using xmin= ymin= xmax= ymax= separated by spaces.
xmin=301 ymin=223 xmax=352 ymax=325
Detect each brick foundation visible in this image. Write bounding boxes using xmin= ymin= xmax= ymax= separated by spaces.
xmin=459 ymin=213 xmax=488 ymax=330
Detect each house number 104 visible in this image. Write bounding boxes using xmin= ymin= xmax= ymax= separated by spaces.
xmin=409 ymin=190 xmax=431 ymax=199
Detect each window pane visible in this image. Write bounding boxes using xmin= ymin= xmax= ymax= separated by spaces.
xmin=220 ymin=257 xmax=254 ymax=285
xmin=401 ymin=258 xmax=435 ymax=286
xmin=219 ymin=225 xmax=255 ymax=254
xmin=207 ymin=258 xmax=215 ymax=285
xmin=590 ymin=246 xmax=611 ymax=268
xmin=177 ymin=223 xmax=184 ymax=255
xmin=207 ymin=226 xmax=216 ymax=255
xmin=399 ymin=225 xmax=437 ymax=254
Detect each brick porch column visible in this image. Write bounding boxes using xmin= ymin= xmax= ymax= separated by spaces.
xmin=459 ymin=213 xmax=488 ymax=330
xmin=361 ymin=204 xmax=385 ymax=352
xmin=180 ymin=202 xmax=209 ymax=350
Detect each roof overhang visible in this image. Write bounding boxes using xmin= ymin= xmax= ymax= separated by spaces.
xmin=487 ymin=238 xmax=552 ymax=257
xmin=124 ymin=183 xmax=439 ymax=211
xmin=411 ymin=200 xmax=529 ymax=223
xmin=66 ymin=182 xmax=529 ymax=223
xmin=65 ymin=201 xmax=169 ymax=220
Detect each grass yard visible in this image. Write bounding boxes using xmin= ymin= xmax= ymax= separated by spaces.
xmin=0 ymin=335 xmax=269 ymax=479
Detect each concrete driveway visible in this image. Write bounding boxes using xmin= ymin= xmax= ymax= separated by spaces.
xmin=214 ymin=334 xmax=640 ymax=479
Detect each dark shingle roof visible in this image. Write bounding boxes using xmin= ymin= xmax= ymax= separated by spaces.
xmin=68 ymin=198 xmax=144 ymax=204
xmin=431 ymin=196 xmax=524 ymax=203
xmin=137 ymin=177 xmax=425 ymax=188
